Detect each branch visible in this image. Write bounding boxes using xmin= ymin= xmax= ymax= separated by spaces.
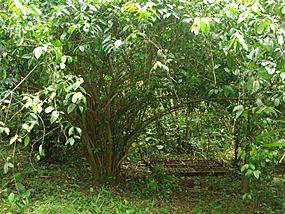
xmin=0 ymin=63 xmax=41 ymax=104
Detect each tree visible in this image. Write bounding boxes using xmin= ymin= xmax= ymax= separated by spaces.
xmin=1 ymin=0 xmax=284 ymax=184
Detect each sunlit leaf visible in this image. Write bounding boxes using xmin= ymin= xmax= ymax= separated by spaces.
xmin=67 ymin=104 xmax=76 ymax=114
xmin=33 ymin=47 xmax=43 ymax=59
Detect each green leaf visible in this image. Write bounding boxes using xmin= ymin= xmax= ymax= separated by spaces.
xmin=223 ymin=85 xmax=234 ymax=97
xmin=10 ymin=135 xmax=18 ymax=145
xmin=245 ymin=169 xmax=253 ymax=178
xmin=8 ymin=193 xmax=15 ymax=203
xmin=61 ymin=56 xmax=67 ymax=63
xmin=39 ymin=144 xmax=45 ymax=156
xmin=50 ymin=111 xmax=59 ymax=123
xmin=67 ymin=137 xmax=75 ymax=146
xmin=256 ymin=22 xmax=265 ymax=34
xmin=157 ymin=145 xmax=164 ymax=150
xmin=263 ymin=142 xmax=285 ymax=147
xmin=79 ymin=46 xmax=85 ymax=52
xmin=75 ymin=127 xmax=82 ymax=135
xmin=2 ymin=127 xmax=10 ymax=135
xmin=72 ymin=92 xmax=83 ymax=103
xmin=114 ymin=40 xmax=123 ymax=49
xmin=67 ymin=104 xmax=76 ymax=114
xmin=249 ymin=164 xmax=255 ymax=170
xmin=274 ymin=98 xmax=280 ymax=106
xmin=68 ymin=127 xmax=74 ymax=136
xmin=280 ymin=73 xmax=285 ymax=81
xmin=255 ymin=128 xmax=285 ymax=143
xmin=24 ymin=135 xmax=30 ymax=147
xmin=253 ymin=170 xmax=261 ymax=179
xmin=60 ymin=63 xmax=66 ymax=69
xmin=282 ymin=6 xmax=285 ymax=14
xmin=241 ymin=164 xmax=249 ymax=172
xmin=234 ymin=32 xmax=248 ymax=51
xmin=242 ymin=193 xmax=252 ymax=200
xmin=79 ymin=106 xmax=84 ymax=113
xmin=246 ymin=77 xmax=254 ymax=92
xmin=3 ymin=163 xmax=8 ymax=174
xmin=252 ymin=80 xmax=260 ymax=93
xmin=45 ymin=106 xmax=54 ymax=113
xmin=0 ymin=11 xmax=9 ymax=18
xmin=22 ymin=123 xmax=30 ymax=131
xmin=33 ymin=47 xmax=43 ymax=59
xmin=233 ymin=104 xmax=244 ymax=119
xmin=15 ymin=182 xmax=26 ymax=193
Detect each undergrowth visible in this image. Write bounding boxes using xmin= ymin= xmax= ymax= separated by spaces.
xmin=0 ymin=145 xmax=284 ymax=213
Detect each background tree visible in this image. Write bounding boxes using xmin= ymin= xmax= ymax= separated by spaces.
xmin=0 ymin=0 xmax=284 ymax=185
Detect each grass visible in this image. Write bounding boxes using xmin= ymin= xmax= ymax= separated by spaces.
xmin=0 ymin=145 xmax=284 ymax=213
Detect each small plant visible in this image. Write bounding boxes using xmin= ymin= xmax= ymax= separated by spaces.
xmin=0 ymin=183 xmax=33 ymax=214
xmin=127 ymin=164 xmax=180 ymax=196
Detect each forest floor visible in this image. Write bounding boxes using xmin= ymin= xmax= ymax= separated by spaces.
xmin=0 ymin=146 xmax=284 ymax=213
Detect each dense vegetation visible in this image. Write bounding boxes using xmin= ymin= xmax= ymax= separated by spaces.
xmin=0 ymin=0 xmax=284 ymax=213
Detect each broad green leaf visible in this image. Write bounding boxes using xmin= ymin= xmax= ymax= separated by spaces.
xmin=60 ymin=63 xmax=66 ymax=70
xmin=280 ymin=73 xmax=285 ymax=81
xmin=79 ymin=46 xmax=85 ymax=52
xmin=282 ymin=6 xmax=285 ymax=14
xmin=252 ymin=80 xmax=260 ymax=93
xmin=50 ymin=92 xmax=56 ymax=100
xmin=79 ymin=106 xmax=84 ymax=113
xmin=234 ymin=32 xmax=248 ymax=51
xmin=50 ymin=111 xmax=59 ymax=123
xmin=45 ymin=106 xmax=54 ymax=113
xmin=249 ymin=164 xmax=255 ymax=170
xmin=0 ymin=12 xmax=9 ymax=18
xmin=253 ymin=170 xmax=261 ymax=179
xmin=33 ymin=47 xmax=43 ymax=59
xmin=157 ymin=145 xmax=164 ymax=150
xmin=245 ymin=169 xmax=253 ymax=178
xmin=2 ymin=127 xmax=10 ymax=135
xmin=75 ymin=127 xmax=82 ymax=135
xmin=256 ymin=22 xmax=265 ymax=34
xmin=274 ymin=98 xmax=280 ymax=106
xmin=10 ymin=135 xmax=18 ymax=145
xmin=72 ymin=92 xmax=83 ymax=103
xmin=233 ymin=104 xmax=244 ymax=119
xmin=114 ymin=40 xmax=123 ymax=49
xmin=22 ymin=123 xmax=30 ymax=132
xmin=24 ymin=135 xmax=30 ymax=147
xmin=67 ymin=103 xmax=76 ymax=114
xmin=8 ymin=193 xmax=15 ymax=203
xmin=67 ymin=137 xmax=75 ymax=146
xmin=39 ymin=144 xmax=45 ymax=156
xmin=223 ymin=85 xmax=234 ymax=97
xmin=241 ymin=164 xmax=249 ymax=172
xmin=68 ymin=127 xmax=74 ymax=136
xmin=15 ymin=182 xmax=26 ymax=192
xmin=277 ymin=35 xmax=284 ymax=45
xmin=4 ymin=163 xmax=8 ymax=174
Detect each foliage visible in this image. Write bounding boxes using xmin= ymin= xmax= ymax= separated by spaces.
xmin=126 ymin=164 xmax=180 ymax=196
xmin=0 ymin=0 xmax=285 ymax=188
xmin=0 ymin=184 xmax=32 ymax=214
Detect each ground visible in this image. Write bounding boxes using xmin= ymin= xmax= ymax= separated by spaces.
xmin=0 ymin=145 xmax=284 ymax=213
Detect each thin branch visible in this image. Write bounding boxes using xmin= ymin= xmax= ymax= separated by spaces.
xmin=0 ymin=63 xmax=41 ymax=104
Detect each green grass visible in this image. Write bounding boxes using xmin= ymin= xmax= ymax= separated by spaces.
xmin=26 ymin=190 xmax=170 ymax=214
xmin=0 ymin=145 xmax=284 ymax=214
